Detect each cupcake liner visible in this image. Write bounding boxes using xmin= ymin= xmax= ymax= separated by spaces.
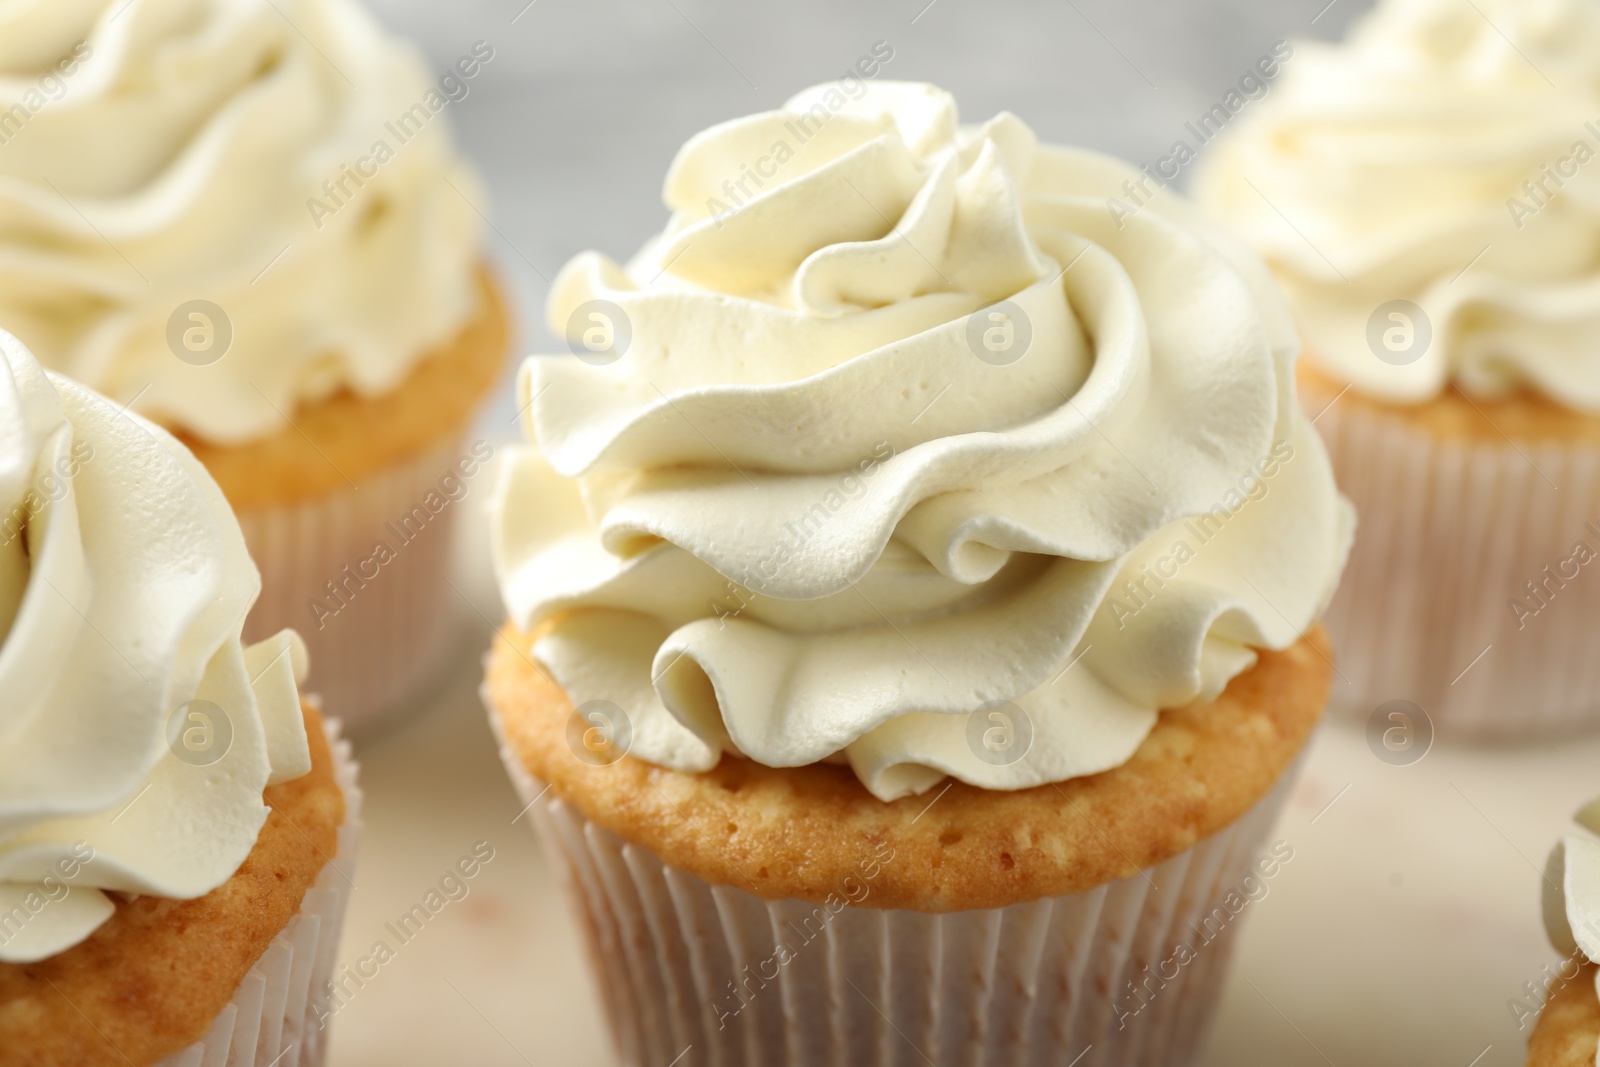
xmin=238 ymin=434 xmax=471 ymax=735
xmin=1312 ymin=393 xmax=1600 ymax=737
xmin=492 ymin=714 xmax=1301 ymax=1067
xmin=154 ymin=717 xmax=364 ymax=1067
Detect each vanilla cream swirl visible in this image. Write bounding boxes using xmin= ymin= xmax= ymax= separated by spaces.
xmin=492 ymin=83 xmax=1353 ymax=802
xmin=1545 ymin=795 xmax=1600 ymax=1059
xmin=0 ymin=0 xmax=482 ymax=445
xmin=0 ymin=332 xmax=311 ymax=963
xmin=1197 ymin=0 xmax=1600 ymax=410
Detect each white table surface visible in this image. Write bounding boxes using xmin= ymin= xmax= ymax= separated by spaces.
xmin=319 ymin=2 xmax=1593 ymax=1064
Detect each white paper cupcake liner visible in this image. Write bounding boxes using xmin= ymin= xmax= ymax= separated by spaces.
xmin=237 ymin=435 xmax=470 ymax=735
xmin=493 ymin=720 xmax=1300 ymax=1067
xmin=1311 ymin=392 xmax=1600 ymax=737
xmin=153 ymin=717 xmax=364 ymax=1067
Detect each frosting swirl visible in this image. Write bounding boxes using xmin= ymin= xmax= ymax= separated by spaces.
xmin=1545 ymin=794 xmax=1600 ymax=1055
xmin=492 ymin=82 xmax=1353 ymax=802
xmin=1197 ymin=0 xmax=1600 ymax=410
xmin=0 ymin=331 xmax=311 ymax=964
xmin=0 ymin=0 xmax=482 ymax=445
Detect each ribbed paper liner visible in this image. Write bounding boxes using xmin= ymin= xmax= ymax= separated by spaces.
xmin=237 ymin=435 xmax=468 ymax=735
xmin=1312 ymin=394 xmax=1600 ymax=737
xmin=493 ymin=725 xmax=1299 ymax=1067
xmin=153 ymin=718 xmax=364 ymax=1067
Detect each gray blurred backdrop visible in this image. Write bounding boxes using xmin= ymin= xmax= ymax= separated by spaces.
xmin=366 ymin=0 xmax=1376 ymax=401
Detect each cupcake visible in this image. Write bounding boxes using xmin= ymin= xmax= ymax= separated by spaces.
xmin=0 ymin=332 xmax=361 ymax=1066
xmin=0 ymin=0 xmax=510 ymax=731
xmin=485 ymin=82 xmax=1352 ymax=1066
xmin=1197 ymin=0 xmax=1600 ymax=738
xmin=1530 ymin=799 xmax=1600 ymax=1065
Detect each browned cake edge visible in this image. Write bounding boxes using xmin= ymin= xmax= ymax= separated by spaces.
xmin=0 ymin=703 xmax=345 ymax=1067
xmin=486 ymin=622 xmax=1332 ymax=913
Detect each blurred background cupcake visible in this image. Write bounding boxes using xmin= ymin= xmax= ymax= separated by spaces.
xmin=1197 ymin=0 xmax=1600 ymax=738
xmin=485 ymin=82 xmax=1352 ymax=1066
xmin=0 ymin=0 xmax=510 ymax=733
xmin=0 ymin=332 xmax=361 ymax=1067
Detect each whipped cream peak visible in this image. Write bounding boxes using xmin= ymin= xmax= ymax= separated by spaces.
xmin=1352 ymin=0 xmax=1600 ymax=78
xmin=495 ymin=83 xmax=1352 ymax=802
xmin=0 ymin=0 xmax=483 ymax=445
xmin=1197 ymin=0 xmax=1600 ymax=411
xmin=0 ymin=332 xmax=311 ymax=964
xmin=650 ymin=83 xmax=1046 ymax=309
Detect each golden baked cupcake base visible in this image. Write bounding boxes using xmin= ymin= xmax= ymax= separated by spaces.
xmin=1528 ymin=964 xmax=1600 ymax=1067
xmin=488 ymin=624 xmax=1330 ymax=912
xmin=0 ymin=706 xmax=361 ymax=1067
xmin=1301 ymin=357 xmax=1600 ymax=738
xmin=192 ymin=266 xmax=511 ymax=732
xmin=486 ymin=627 xmax=1329 ymax=1067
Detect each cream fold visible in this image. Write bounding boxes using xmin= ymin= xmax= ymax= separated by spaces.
xmin=0 ymin=331 xmax=311 ymax=963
